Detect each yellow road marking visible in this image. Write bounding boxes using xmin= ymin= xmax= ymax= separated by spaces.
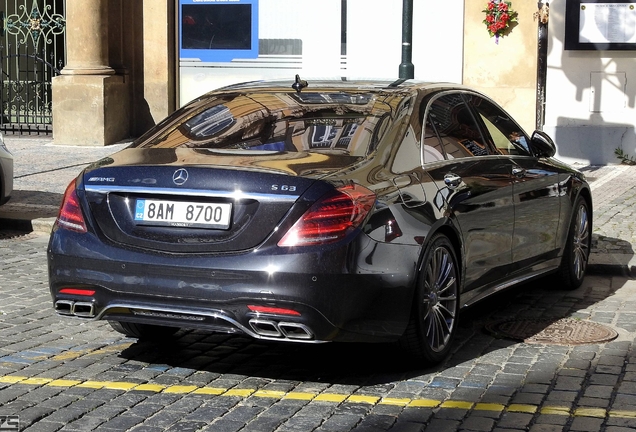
xmin=164 ymin=385 xmax=198 ymax=394
xmin=224 ymin=388 xmax=255 ymax=397
xmin=251 ymin=389 xmax=285 ymax=398
xmin=474 ymin=403 xmax=505 ymax=413
xmin=48 ymin=379 xmax=82 ymax=387
xmin=76 ymin=381 xmax=108 ymax=389
xmin=315 ymin=393 xmax=348 ymax=403
xmin=21 ymin=378 xmax=53 ymax=385
xmin=0 ymin=376 xmax=26 ymax=384
xmin=103 ymin=382 xmax=138 ymax=391
xmin=284 ymin=392 xmax=315 ymax=400
xmin=348 ymin=395 xmax=380 ymax=404
xmin=381 ymin=398 xmax=411 ymax=406
xmin=133 ymin=384 xmax=167 ymax=392
xmin=508 ymin=404 xmax=537 ymax=414
xmin=408 ymin=399 xmax=439 ymax=408
xmin=441 ymin=401 xmax=474 ymax=410
xmin=541 ymin=406 xmax=571 ymax=416
xmin=4 ymin=373 xmax=636 ymax=420
xmin=575 ymin=407 xmax=606 ymax=418
xmin=193 ymin=387 xmax=226 ymax=396
xmin=610 ymin=410 xmax=636 ymax=419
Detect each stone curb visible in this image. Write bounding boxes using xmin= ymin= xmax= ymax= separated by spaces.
xmin=588 ymin=253 xmax=636 ymax=277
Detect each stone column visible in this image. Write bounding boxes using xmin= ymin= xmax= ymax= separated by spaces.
xmin=52 ymin=0 xmax=130 ymax=146
xmin=62 ymin=0 xmax=114 ymax=75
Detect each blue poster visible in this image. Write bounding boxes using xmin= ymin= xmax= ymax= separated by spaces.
xmin=179 ymin=0 xmax=259 ymax=62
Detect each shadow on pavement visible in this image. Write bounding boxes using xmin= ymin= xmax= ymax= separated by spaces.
xmin=116 ymin=273 xmax=621 ymax=386
xmin=590 ymin=233 xmax=636 ymax=277
xmin=0 ymin=189 xmax=62 ymax=219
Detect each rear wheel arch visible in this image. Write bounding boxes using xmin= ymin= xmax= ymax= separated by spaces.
xmin=576 ymin=187 xmax=593 ymax=223
xmin=419 ymin=224 xmax=463 ymax=280
xmin=560 ymin=186 xmax=592 ymax=254
xmin=400 ymin=231 xmax=461 ymax=365
xmin=556 ymin=193 xmax=592 ymax=290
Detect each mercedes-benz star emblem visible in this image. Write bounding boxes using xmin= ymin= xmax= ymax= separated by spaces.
xmin=172 ymin=168 xmax=189 ymax=186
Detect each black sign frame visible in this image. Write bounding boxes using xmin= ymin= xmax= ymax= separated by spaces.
xmin=565 ymin=0 xmax=636 ymax=50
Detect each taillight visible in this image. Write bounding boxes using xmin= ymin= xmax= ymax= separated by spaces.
xmin=247 ymin=305 xmax=301 ymax=316
xmin=278 ymin=184 xmax=376 ymax=247
xmin=56 ymin=180 xmax=87 ymax=233
xmin=59 ymin=288 xmax=95 ymax=296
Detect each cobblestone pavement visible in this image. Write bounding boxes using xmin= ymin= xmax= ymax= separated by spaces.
xmin=2 ymin=231 xmax=636 ymax=432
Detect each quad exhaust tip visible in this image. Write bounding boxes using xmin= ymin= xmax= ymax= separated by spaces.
xmin=55 ymin=300 xmax=96 ymax=318
xmin=249 ymin=319 xmax=313 ymax=340
xmin=55 ymin=302 xmax=313 ymax=340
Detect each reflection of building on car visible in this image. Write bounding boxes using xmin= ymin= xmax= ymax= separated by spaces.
xmin=423 ymin=92 xmax=532 ymax=161
xmin=152 ymin=91 xmax=388 ymax=156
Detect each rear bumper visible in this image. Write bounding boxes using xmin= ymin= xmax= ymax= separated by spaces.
xmin=48 ymin=229 xmax=419 ymax=343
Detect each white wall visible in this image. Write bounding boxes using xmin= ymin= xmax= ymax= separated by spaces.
xmin=545 ymin=2 xmax=636 ymax=166
xmin=179 ymin=0 xmax=464 ymax=105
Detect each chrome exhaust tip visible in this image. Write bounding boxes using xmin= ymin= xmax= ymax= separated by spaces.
xmin=55 ymin=300 xmax=96 ymax=318
xmin=73 ymin=302 xmax=95 ymax=318
xmin=278 ymin=322 xmax=313 ymax=340
xmin=249 ymin=319 xmax=283 ymax=338
xmin=55 ymin=300 xmax=74 ymax=315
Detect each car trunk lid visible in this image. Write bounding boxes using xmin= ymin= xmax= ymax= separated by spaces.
xmin=81 ymin=148 xmax=361 ymax=253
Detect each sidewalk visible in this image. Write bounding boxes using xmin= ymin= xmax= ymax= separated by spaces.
xmin=0 ymin=136 xmax=129 ymax=232
xmin=0 ymin=136 xmax=635 ymax=275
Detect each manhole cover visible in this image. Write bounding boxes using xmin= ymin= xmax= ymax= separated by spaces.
xmin=485 ymin=318 xmax=618 ymax=345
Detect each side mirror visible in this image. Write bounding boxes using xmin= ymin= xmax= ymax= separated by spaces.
xmin=530 ymin=130 xmax=556 ymax=158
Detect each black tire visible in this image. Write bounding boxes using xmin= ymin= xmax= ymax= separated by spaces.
xmin=400 ymin=233 xmax=460 ymax=365
xmin=557 ymin=196 xmax=591 ymax=290
xmin=108 ymin=321 xmax=179 ymax=340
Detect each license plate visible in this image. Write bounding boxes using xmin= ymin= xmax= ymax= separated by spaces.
xmin=134 ymin=199 xmax=232 ymax=229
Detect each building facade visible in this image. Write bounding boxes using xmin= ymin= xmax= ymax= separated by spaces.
xmin=22 ymin=0 xmax=636 ymax=165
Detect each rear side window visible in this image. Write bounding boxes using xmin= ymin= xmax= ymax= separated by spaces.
xmin=424 ymin=93 xmax=489 ymax=160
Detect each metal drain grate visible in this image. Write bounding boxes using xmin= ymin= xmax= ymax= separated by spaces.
xmin=485 ymin=318 xmax=618 ymax=345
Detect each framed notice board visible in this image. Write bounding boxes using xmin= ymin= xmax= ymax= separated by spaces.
xmin=565 ymin=1 xmax=636 ymax=50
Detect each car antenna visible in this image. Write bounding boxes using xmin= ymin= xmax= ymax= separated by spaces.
xmin=388 ymin=78 xmax=407 ymax=88
xmin=292 ymin=74 xmax=308 ymax=93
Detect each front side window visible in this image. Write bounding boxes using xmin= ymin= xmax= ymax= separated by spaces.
xmin=425 ymin=93 xmax=489 ymax=160
xmin=468 ymin=95 xmax=531 ymax=156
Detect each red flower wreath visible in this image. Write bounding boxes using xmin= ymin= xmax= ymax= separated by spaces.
xmin=483 ymin=0 xmax=518 ymax=42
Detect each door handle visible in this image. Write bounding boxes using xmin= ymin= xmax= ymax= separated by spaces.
xmin=444 ymin=173 xmax=462 ymax=189
xmin=512 ymin=167 xmax=526 ymax=178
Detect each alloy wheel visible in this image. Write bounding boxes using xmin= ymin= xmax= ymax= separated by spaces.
xmin=572 ymin=202 xmax=590 ymax=281
xmin=421 ymin=245 xmax=458 ymax=353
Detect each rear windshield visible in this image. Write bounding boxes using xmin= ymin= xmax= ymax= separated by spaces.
xmin=131 ymin=91 xmax=395 ymax=157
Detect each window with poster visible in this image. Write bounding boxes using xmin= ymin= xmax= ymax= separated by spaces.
xmin=179 ymin=0 xmax=259 ymax=62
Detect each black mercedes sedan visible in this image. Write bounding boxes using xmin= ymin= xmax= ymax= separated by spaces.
xmin=48 ymin=78 xmax=592 ymax=365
